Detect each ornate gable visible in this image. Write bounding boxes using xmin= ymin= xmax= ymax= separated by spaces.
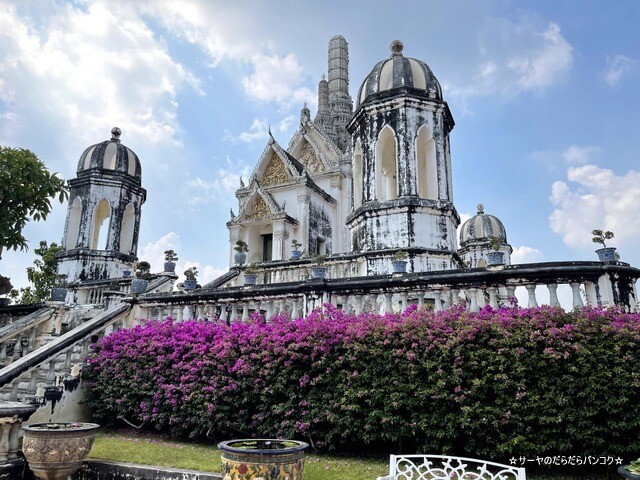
xmin=298 ymin=140 xmax=325 ymax=174
xmin=287 ymin=122 xmax=341 ymax=174
xmin=262 ymin=155 xmax=290 ymax=186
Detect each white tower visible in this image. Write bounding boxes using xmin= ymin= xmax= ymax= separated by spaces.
xmin=57 ymin=127 xmax=146 ymax=283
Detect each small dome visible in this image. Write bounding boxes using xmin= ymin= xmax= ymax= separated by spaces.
xmin=77 ymin=127 xmax=141 ymax=179
xmin=460 ymin=204 xmax=508 ymax=246
xmin=356 ymin=40 xmax=443 ymax=109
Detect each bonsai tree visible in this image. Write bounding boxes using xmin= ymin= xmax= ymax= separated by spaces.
xmin=164 ymin=249 xmax=179 ymax=262
xmin=55 ymin=274 xmax=68 ymax=288
xmin=184 ymin=266 xmax=198 ymax=280
xmin=312 ymin=253 xmax=326 ymax=265
xmin=592 ymin=229 xmax=614 ymax=248
xmin=244 ymin=263 xmax=259 ymax=275
xmin=489 ymin=236 xmax=504 ymax=251
xmin=234 ymin=240 xmax=249 ymax=253
xmin=135 ymin=261 xmax=152 ymax=280
xmin=291 ymin=239 xmax=302 ymax=250
xmin=393 ymin=250 xmax=407 ymax=261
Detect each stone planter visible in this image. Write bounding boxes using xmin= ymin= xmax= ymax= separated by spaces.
xmin=163 ymin=261 xmax=176 ymax=273
xmin=311 ymin=266 xmax=327 ymax=279
xmin=130 ymin=278 xmax=149 ymax=294
xmin=234 ymin=252 xmax=247 ymax=266
xmin=619 ymin=465 xmax=640 ymax=479
xmin=392 ymin=260 xmax=407 ymax=273
xmin=218 ymin=439 xmax=308 ymax=480
xmin=486 ymin=251 xmax=505 ymax=266
xmin=21 ymin=422 xmax=99 ymax=480
xmin=596 ymin=247 xmax=617 ymax=262
xmin=244 ymin=274 xmax=257 ymax=285
xmin=183 ymin=279 xmax=197 ymax=290
xmin=50 ymin=287 xmax=67 ymax=302
xmin=290 ymin=250 xmax=302 ymax=260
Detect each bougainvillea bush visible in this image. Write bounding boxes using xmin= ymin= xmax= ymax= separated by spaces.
xmin=84 ymin=305 xmax=640 ymax=458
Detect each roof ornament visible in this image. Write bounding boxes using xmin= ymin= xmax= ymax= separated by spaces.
xmin=111 ymin=127 xmax=122 ymax=142
xmin=477 ymin=203 xmax=485 ymax=214
xmin=390 ymin=40 xmax=404 ymax=57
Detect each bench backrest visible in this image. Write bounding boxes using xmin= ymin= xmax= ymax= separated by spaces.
xmin=386 ymin=454 xmax=526 ymax=480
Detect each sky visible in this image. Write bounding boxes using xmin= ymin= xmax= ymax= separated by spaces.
xmin=1 ymin=0 xmax=639 ymax=291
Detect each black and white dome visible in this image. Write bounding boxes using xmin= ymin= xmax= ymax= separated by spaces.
xmin=459 ymin=204 xmax=508 ymax=246
xmin=356 ymin=40 xmax=443 ymax=109
xmin=77 ymin=127 xmax=141 ymax=180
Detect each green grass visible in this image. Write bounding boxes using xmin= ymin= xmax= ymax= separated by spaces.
xmin=88 ymin=430 xmax=621 ymax=480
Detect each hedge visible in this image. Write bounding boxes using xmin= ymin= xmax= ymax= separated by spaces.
xmin=84 ymin=305 xmax=640 ymax=458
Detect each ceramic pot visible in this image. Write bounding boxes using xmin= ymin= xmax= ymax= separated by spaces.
xmin=486 ymin=251 xmax=505 ymax=266
xmin=234 ymin=252 xmax=247 ymax=266
xmin=218 ymin=439 xmax=308 ymax=480
xmin=163 ymin=261 xmax=176 ymax=273
xmin=392 ymin=260 xmax=407 ymax=273
xmin=596 ymin=247 xmax=617 ymax=262
xmin=184 ymin=279 xmax=197 ymax=290
xmin=311 ymin=266 xmax=327 ymax=279
xmin=244 ymin=274 xmax=257 ymax=285
xmin=290 ymin=250 xmax=302 ymax=260
xmin=130 ymin=278 xmax=149 ymax=294
xmin=22 ymin=422 xmax=99 ymax=480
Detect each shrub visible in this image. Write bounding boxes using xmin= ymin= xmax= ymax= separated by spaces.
xmin=85 ymin=305 xmax=640 ymax=459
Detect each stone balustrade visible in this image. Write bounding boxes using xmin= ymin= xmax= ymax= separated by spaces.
xmin=134 ymin=261 xmax=639 ymax=323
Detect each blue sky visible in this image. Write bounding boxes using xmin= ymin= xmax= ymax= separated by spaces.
xmin=1 ymin=0 xmax=639 ymax=289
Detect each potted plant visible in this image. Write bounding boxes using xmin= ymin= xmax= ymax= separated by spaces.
xmin=291 ymin=239 xmax=303 ymax=259
xmin=163 ymin=249 xmax=178 ymax=273
xmin=183 ymin=266 xmax=198 ymax=290
xmin=234 ymin=240 xmax=249 ymax=265
xmin=486 ymin=236 xmax=505 ymax=266
xmin=592 ymin=229 xmax=617 ymax=262
xmin=218 ymin=439 xmax=308 ymax=480
xmin=310 ymin=254 xmax=327 ymax=279
xmin=620 ymin=457 xmax=640 ymax=479
xmin=131 ymin=261 xmax=151 ymax=294
xmin=22 ymin=422 xmax=100 ymax=480
xmin=0 ymin=275 xmax=12 ymax=307
xmin=392 ymin=250 xmax=408 ymax=273
xmin=50 ymin=274 xmax=68 ymax=302
xmin=244 ymin=263 xmax=259 ymax=285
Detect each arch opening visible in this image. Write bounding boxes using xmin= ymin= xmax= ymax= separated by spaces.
xmin=91 ymin=198 xmax=111 ymax=250
xmin=376 ymin=126 xmax=398 ymax=201
xmin=119 ymin=203 xmax=136 ymax=255
xmin=65 ymin=197 xmax=82 ymax=249
xmin=416 ymin=125 xmax=437 ymax=200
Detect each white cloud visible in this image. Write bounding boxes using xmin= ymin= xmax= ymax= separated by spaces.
xmin=447 ymin=18 xmax=572 ymax=99
xmin=604 ymin=55 xmax=638 ymax=87
xmin=549 ymin=164 xmax=640 ymax=251
xmin=562 ymin=145 xmax=601 ymax=165
xmin=183 ymin=162 xmax=251 ymax=207
xmin=510 ymin=245 xmax=544 ymax=264
xmin=0 ymin=3 xmax=199 ymax=153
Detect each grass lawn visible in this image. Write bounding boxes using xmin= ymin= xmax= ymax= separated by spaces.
xmin=88 ymin=430 xmax=621 ymax=480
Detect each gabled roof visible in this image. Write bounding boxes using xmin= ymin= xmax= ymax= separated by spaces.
xmin=287 ymin=118 xmax=342 ymax=172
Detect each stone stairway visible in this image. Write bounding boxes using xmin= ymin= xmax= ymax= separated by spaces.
xmin=0 ymin=304 xmax=131 ymax=407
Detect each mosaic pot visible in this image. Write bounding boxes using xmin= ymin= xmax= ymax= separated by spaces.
xmin=596 ymin=247 xmax=617 ymax=262
xmin=218 ymin=439 xmax=308 ymax=480
xmin=21 ymin=422 xmax=99 ymax=480
xmin=392 ymin=260 xmax=407 ymax=273
xmin=486 ymin=251 xmax=505 ymax=266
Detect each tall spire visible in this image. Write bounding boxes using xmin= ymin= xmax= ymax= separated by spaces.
xmin=327 ymin=35 xmax=352 ymax=150
xmin=313 ymin=76 xmax=337 ymax=140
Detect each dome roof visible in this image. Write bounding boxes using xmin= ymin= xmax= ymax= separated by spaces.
xmin=356 ymin=40 xmax=443 ymax=109
xmin=77 ymin=127 xmax=141 ymax=179
xmin=460 ymin=204 xmax=508 ymax=246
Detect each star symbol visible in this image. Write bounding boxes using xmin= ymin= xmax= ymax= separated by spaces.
xmin=616 ymin=457 xmax=623 ymax=465
xmin=509 ymin=457 xmax=517 ymax=465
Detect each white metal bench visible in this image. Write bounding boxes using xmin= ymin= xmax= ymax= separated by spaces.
xmin=376 ymin=454 xmax=526 ymax=480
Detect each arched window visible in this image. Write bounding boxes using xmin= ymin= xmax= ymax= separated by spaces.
xmin=65 ymin=197 xmax=82 ymax=249
xmin=91 ymin=198 xmax=111 ymax=250
xmin=352 ymin=139 xmax=363 ymax=209
xmin=375 ymin=126 xmax=398 ymax=201
xmin=416 ymin=125 xmax=438 ymax=200
xmin=119 ymin=203 xmax=136 ymax=254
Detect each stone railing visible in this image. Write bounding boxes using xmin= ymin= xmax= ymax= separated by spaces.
xmin=132 ymin=261 xmax=639 ymax=322
xmin=0 ymin=308 xmax=56 ymax=369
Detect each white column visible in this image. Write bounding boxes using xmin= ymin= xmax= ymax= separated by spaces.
xmin=506 ymin=285 xmax=517 ymax=304
xmin=220 ymin=304 xmax=228 ymax=322
xmin=355 ymin=295 xmax=364 ymax=314
xmin=400 ymin=292 xmax=408 ymax=312
xmin=525 ymin=285 xmax=538 ymax=308
xmin=417 ymin=292 xmax=425 ymax=307
xmin=570 ymin=282 xmax=584 ymax=308
xmin=291 ymin=299 xmax=299 ymax=319
xmin=547 ymin=283 xmax=559 ymax=308
xmin=242 ymin=303 xmax=249 ymax=321
xmin=468 ymin=288 xmax=479 ymax=312
xmin=487 ymin=286 xmax=498 ymax=309
xmin=384 ymin=293 xmax=393 ymax=313
xmin=450 ymin=288 xmax=460 ymax=305
xmin=433 ymin=289 xmax=442 ymax=312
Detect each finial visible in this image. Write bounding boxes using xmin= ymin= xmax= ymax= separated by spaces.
xmin=321 ymin=73 xmax=326 ymax=81
xmin=268 ymin=125 xmax=272 ymax=137
xmin=477 ymin=203 xmax=484 ymax=214
xmin=390 ymin=40 xmax=404 ymax=57
xmin=111 ymin=127 xmax=122 ymax=142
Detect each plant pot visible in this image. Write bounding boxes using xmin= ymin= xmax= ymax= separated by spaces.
xmin=234 ymin=252 xmax=247 ymax=266
xmin=392 ymin=260 xmax=407 ymax=273
xmin=218 ymin=439 xmax=308 ymax=480
xmin=163 ymin=261 xmax=176 ymax=273
xmin=596 ymin=247 xmax=617 ymax=262
xmin=290 ymin=250 xmax=302 ymax=260
xmin=130 ymin=278 xmax=149 ymax=294
xmin=22 ymin=422 xmax=99 ymax=480
xmin=311 ymin=266 xmax=327 ymax=279
xmin=122 ymin=270 xmax=132 ymax=277
xmin=244 ymin=274 xmax=257 ymax=285
xmin=486 ymin=251 xmax=505 ymax=266
xmin=619 ymin=465 xmax=640 ymax=479
xmin=183 ymin=279 xmax=197 ymax=290
xmin=50 ymin=287 xmax=67 ymax=302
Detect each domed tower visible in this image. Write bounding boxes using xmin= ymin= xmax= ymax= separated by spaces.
xmin=57 ymin=127 xmax=146 ymax=282
xmin=459 ymin=204 xmax=512 ymax=267
xmin=347 ymin=40 xmax=460 ymax=272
